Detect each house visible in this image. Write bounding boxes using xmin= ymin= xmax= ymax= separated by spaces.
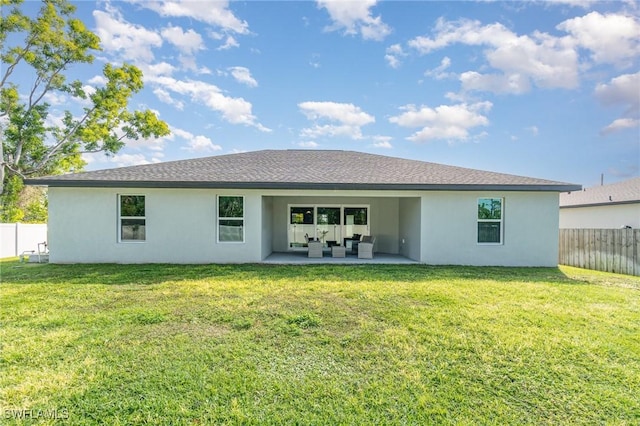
xmin=559 ymin=177 xmax=640 ymax=229
xmin=26 ymin=150 xmax=580 ymax=266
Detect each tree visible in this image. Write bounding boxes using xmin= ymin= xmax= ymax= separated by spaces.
xmin=0 ymin=0 xmax=170 ymax=221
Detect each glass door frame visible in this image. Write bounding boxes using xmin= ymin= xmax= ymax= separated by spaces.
xmin=287 ymin=203 xmax=370 ymax=251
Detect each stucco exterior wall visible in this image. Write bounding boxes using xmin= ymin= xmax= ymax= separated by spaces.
xmin=399 ymin=198 xmax=421 ymax=261
xmin=261 ymin=197 xmax=273 ymax=260
xmin=559 ymin=203 xmax=640 ymax=229
xmin=48 ymin=187 xmax=561 ymax=266
xmin=420 ymin=191 xmax=560 ymax=267
xmin=48 ymin=187 xmax=263 ymax=263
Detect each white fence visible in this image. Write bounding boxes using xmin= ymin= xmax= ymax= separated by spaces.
xmin=0 ymin=223 xmax=48 ymax=258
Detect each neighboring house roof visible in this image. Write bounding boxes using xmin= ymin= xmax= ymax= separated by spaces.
xmin=560 ymin=176 xmax=640 ymax=208
xmin=26 ymin=149 xmax=581 ymax=192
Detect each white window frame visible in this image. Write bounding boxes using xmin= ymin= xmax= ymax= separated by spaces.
xmin=217 ymin=195 xmax=245 ymax=243
xmin=118 ymin=194 xmax=146 ymax=243
xmin=286 ymin=203 xmax=370 ymax=250
xmin=477 ymin=197 xmax=504 ymax=245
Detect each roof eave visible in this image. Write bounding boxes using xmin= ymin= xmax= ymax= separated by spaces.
xmin=26 ymin=179 xmax=582 ymax=192
xmin=560 ymin=200 xmax=640 ymax=208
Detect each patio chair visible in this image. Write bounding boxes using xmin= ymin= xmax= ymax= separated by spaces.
xmin=357 ymin=236 xmax=376 ymax=259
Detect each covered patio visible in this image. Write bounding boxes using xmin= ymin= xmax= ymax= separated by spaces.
xmin=262 ymin=194 xmax=422 ymax=263
xmin=263 ymin=251 xmax=419 ymax=264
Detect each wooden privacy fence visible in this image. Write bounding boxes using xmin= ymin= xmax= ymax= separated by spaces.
xmin=559 ymin=228 xmax=640 ymax=276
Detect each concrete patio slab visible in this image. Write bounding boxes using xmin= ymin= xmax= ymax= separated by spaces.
xmin=263 ymin=251 xmax=419 ymax=265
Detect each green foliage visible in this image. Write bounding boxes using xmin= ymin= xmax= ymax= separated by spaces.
xmin=0 ymin=174 xmax=47 ymax=222
xmin=0 ymin=174 xmax=24 ymax=221
xmin=478 ymin=198 xmax=502 ymax=219
xmin=219 ymin=196 xmax=244 ymax=218
xmin=120 ymin=195 xmax=145 ymax=217
xmin=0 ymin=263 xmax=638 ymax=424
xmin=0 ymin=0 xmax=170 ymax=220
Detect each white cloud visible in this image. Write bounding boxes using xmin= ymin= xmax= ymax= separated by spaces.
xmin=409 ymin=18 xmax=515 ymax=54
xmin=299 ymin=101 xmax=375 ymax=126
xmin=389 ymin=102 xmax=492 ymax=143
xmin=385 ymin=44 xmax=406 ymax=68
xmin=371 ymin=136 xmax=393 ymax=148
xmin=93 ymin=9 xmax=162 ymax=62
xmin=460 ymin=71 xmax=531 ymax=94
xmin=309 ymin=53 xmax=321 ymax=69
xmin=111 ymin=153 xmax=162 ymax=167
xmin=123 ymin=132 xmax=169 ymax=152
xmin=601 ymin=118 xmax=640 ymax=135
xmin=595 ymin=71 xmax=640 ymax=137
xmin=298 ymin=101 xmax=375 ymax=141
xmin=140 ymin=62 xmax=176 ymax=79
xmin=153 ymin=88 xmax=185 ymax=110
xmin=88 ymin=75 xmax=107 ymax=85
xmin=301 ymin=124 xmax=364 ymax=140
xmin=161 ymin=25 xmax=204 ymax=55
xmin=408 ymin=18 xmax=579 ymax=93
xmin=214 ymin=34 xmax=240 ymax=50
xmin=558 ymin=12 xmax=640 ymax=67
xmin=425 ymin=56 xmax=453 ymax=80
xmin=43 ymin=92 xmax=67 ymax=106
xmin=134 ymin=0 xmax=249 ymax=34
xmin=149 ymin=76 xmax=270 ymax=131
xmin=173 ymin=127 xmax=222 ymax=152
xmin=317 ymin=0 xmax=391 ymax=41
xmin=297 ymin=141 xmax=319 ymax=148
xmin=228 ymin=66 xmax=258 ymax=87
xmin=594 ymin=72 xmax=640 ymax=112
xmin=408 ymin=12 xmax=639 ymax=96
xmin=208 ymin=31 xmax=240 ymax=50
xmin=544 ymin=0 xmax=607 ymax=8
xmin=527 ymin=125 xmax=540 ymax=136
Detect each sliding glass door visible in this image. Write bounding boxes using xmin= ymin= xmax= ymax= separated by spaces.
xmin=289 ymin=207 xmax=315 ymax=248
xmin=288 ymin=204 xmax=369 ymax=250
xmin=317 ymin=207 xmax=341 ymax=246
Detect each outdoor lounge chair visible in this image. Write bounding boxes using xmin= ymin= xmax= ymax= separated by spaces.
xmin=357 ymin=236 xmax=376 ymax=259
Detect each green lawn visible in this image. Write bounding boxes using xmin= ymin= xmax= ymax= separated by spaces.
xmin=1 ymin=261 xmax=638 ymax=425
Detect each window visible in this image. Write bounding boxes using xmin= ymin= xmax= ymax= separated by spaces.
xmin=477 ymin=198 xmax=503 ymax=244
xmin=119 ymin=195 xmax=145 ymax=242
xmin=218 ymin=196 xmax=244 ymax=242
xmin=344 ymin=207 xmax=368 ymax=225
xmin=290 ymin=207 xmax=314 ymax=225
xmin=317 ymin=207 xmax=340 ymax=225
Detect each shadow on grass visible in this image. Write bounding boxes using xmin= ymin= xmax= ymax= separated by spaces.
xmin=0 ymin=260 xmax=577 ymax=286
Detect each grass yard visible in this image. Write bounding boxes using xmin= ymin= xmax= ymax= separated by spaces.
xmin=0 ymin=261 xmax=639 ymax=425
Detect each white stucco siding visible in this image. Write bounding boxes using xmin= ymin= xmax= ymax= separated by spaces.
xmin=399 ymin=197 xmax=421 ymax=261
xmin=48 ymin=187 xmax=263 ymax=263
xmin=559 ymin=203 xmax=640 ymax=229
xmin=261 ymin=196 xmax=273 ymax=260
xmin=48 ymin=186 xmax=561 ymax=266
xmin=420 ymin=191 xmax=560 ymax=267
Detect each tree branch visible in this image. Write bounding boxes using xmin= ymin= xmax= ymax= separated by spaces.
xmin=32 ymin=104 xmax=97 ymax=172
xmin=0 ymin=35 xmax=37 ymax=89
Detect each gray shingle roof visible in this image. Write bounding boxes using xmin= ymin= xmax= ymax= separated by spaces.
xmin=560 ymin=176 xmax=640 ymax=207
xmin=26 ymin=149 xmax=581 ymax=192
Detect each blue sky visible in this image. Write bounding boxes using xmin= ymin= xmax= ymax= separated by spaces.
xmin=24 ymin=1 xmax=640 ymax=187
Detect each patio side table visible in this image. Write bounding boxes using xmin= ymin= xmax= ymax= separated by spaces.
xmin=331 ymin=246 xmax=346 ymax=258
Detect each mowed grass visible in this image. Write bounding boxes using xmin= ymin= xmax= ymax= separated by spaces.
xmin=0 ymin=261 xmax=638 ymax=425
